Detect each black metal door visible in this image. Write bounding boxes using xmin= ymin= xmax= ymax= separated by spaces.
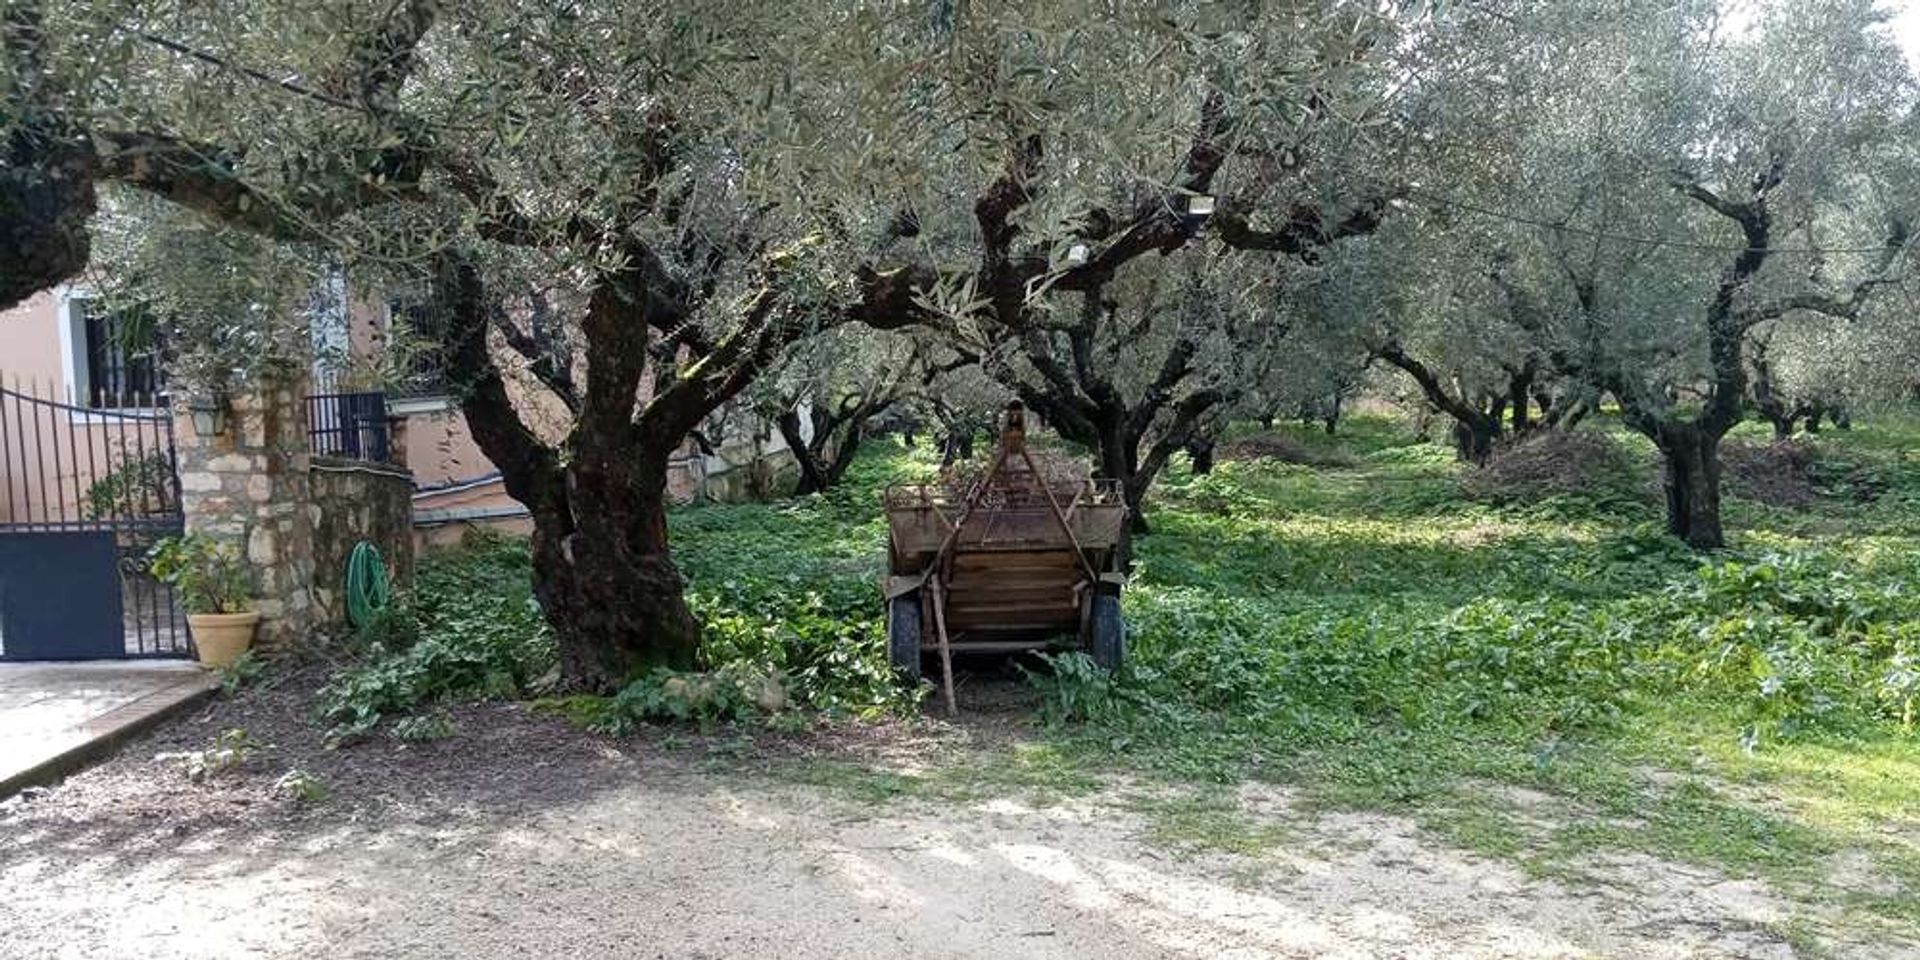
xmin=0 ymin=383 xmax=192 ymax=660
xmin=0 ymin=533 xmax=128 ymax=659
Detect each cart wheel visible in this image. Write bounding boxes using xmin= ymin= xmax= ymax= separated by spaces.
xmin=887 ymin=591 xmax=923 ymax=684
xmin=1089 ymin=592 xmax=1125 ymax=672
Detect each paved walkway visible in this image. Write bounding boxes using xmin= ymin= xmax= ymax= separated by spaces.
xmin=0 ymin=661 xmax=216 ymax=797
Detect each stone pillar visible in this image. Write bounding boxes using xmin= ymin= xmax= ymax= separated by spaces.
xmin=174 ymin=370 xmax=317 ymax=650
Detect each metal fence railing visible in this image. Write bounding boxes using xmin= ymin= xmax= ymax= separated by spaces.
xmin=0 ymin=379 xmax=190 ymax=659
xmin=307 ymin=391 xmax=391 ymax=463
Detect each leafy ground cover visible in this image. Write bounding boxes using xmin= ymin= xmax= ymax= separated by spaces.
xmin=1078 ymin=414 xmax=1920 ymax=946
xmin=324 ymin=410 xmax=1920 ymax=949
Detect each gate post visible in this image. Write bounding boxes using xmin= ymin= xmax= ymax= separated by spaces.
xmin=173 ymin=368 xmax=317 ymax=650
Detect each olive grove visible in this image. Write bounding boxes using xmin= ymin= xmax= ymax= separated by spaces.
xmin=1 ymin=0 xmax=1414 ymax=687
xmin=1357 ymin=0 xmax=1918 ymax=546
xmin=4 ymin=0 xmax=1917 ymax=683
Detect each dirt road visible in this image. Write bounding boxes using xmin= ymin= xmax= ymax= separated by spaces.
xmin=0 ymin=682 xmax=1904 ymax=959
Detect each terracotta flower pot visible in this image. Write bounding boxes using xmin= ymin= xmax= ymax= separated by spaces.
xmin=187 ymin=611 xmax=260 ymax=669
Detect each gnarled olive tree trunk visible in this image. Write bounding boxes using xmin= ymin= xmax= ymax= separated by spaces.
xmin=1651 ymin=421 xmax=1727 ymax=549
xmin=532 ymin=461 xmax=701 ymax=686
xmin=437 ymin=255 xmax=704 ymax=689
xmin=778 ymin=399 xmax=884 ymax=496
xmin=1374 ymin=342 xmax=1508 ymax=465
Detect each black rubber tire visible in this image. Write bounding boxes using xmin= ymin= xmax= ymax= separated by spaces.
xmin=887 ymin=592 xmax=923 ymax=684
xmin=1089 ymin=592 xmax=1125 ymax=672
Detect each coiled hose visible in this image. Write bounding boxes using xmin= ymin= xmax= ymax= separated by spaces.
xmin=346 ymin=541 xmax=392 ymax=629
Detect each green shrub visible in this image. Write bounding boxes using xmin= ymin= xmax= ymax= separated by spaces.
xmin=689 ymin=579 xmax=905 ymax=717
xmin=321 ymin=503 xmax=916 ymax=742
xmin=674 ymin=486 xmax=920 ymax=719
xmin=1885 ymin=642 xmax=1919 ymax=730
xmin=1091 ymin=545 xmax=1920 ymax=761
xmin=216 ymin=650 xmax=266 ymax=696
xmin=84 ymin=453 xmax=177 ymax=519
xmin=1021 ymin=652 xmax=1139 ymax=725
xmin=391 ymin=710 xmax=458 ymax=743
xmin=274 ymin=768 xmax=329 ymax=804
xmin=1116 ymin=589 xmax=1643 ymax=738
xmin=1660 ymin=551 xmax=1920 ymax=741
xmin=318 ymin=542 xmax=553 ymax=744
xmin=583 ymin=663 xmax=790 ymax=733
xmin=161 ymin=727 xmax=270 ymax=780
xmin=315 ymin=432 xmax=1920 ymax=755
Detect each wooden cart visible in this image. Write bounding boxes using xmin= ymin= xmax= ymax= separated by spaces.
xmin=882 ymin=402 xmax=1128 ymax=710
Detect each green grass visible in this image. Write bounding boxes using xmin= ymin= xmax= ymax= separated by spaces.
xmin=1122 ymin=785 xmax=1295 ymax=856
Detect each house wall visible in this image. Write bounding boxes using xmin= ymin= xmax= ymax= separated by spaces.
xmin=174 ymin=373 xmax=421 ymax=647
xmin=408 ymin=416 xmax=804 ymax=551
xmin=394 ymin=401 xmax=495 ymax=490
xmin=7 ymin=281 xmax=811 ymax=544
xmin=348 ymin=294 xmax=387 ymax=368
xmin=411 ymin=474 xmax=533 ymax=549
xmin=0 ymin=292 xmax=64 ymax=391
xmin=1 ymin=291 xmax=177 ymax=527
xmin=174 ymin=374 xmax=318 ymax=650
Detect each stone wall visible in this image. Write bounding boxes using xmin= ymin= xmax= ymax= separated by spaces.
xmin=307 ymin=457 xmax=415 ymax=627
xmin=176 ymin=372 xmax=420 ymax=649
xmin=174 ymin=373 xmax=317 ymax=649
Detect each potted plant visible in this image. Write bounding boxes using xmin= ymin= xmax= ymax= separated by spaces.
xmin=150 ymin=534 xmax=259 ymax=668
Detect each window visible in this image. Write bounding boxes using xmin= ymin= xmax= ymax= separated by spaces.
xmin=386 ymin=294 xmax=451 ymax=399
xmin=71 ymin=298 xmax=166 ymax=409
xmin=308 ymin=271 xmax=351 ymax=394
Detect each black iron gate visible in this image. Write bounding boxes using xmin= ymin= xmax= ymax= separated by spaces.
xmin=0 ymin=382 xmax=192 ymax=660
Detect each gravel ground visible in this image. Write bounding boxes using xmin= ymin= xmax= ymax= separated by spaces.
xmin=0 ymin=670 xmax=1908 ymax=960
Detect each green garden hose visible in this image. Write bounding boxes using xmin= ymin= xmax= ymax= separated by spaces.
xmin=346 ymin=541 xmax=392 ymax=629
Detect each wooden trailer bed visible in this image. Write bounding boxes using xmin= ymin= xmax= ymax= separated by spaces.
xmin=881 ymin=402 xmax=1129 ymax=713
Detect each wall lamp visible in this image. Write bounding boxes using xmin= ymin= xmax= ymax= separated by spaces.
xmin=188 ymin=394 xmax=229 ymax=437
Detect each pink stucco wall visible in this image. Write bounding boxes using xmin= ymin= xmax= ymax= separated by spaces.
xmin=398 ymin=403 xmax=494 ymax=489
xmin=0 ymin=292 xmax=67 ymax=393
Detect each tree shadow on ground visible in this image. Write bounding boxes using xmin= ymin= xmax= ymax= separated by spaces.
xmin=2 ymin=668 xmax=1869 ymax=960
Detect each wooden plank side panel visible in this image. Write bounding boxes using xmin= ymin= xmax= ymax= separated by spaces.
xmin=888 ymin=510 xmax=950 ymax=555
xmin=943 ymin=621 xmax=1079 ymax=637
xmin=944 ymin=599 xmax=1082 ymax=614
xmin=951 ymin=549 xmax=1081 ymax=571
xmin=942 ymin=544 xmax=1082 ymax=636
xmin=946 ymin=582 xmax=1077 ymax=602
xmin=944 ymin=640 xmax=1062 ymax=653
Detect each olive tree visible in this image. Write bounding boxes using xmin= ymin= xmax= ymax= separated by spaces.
xmin=1339 ymin=217 xmax=1588 ymax=463
xmin=909 ymin=361 xmax=1010 ymax=466
xmin=1376 ymin=0 xmax=1916 ymax=544
xmin=3 ymin=0 xmax=1414 ymax=687
xmin=757 ymin=328 xmax=966 ymax=495
xmin=1553 ymin=0 xmax=1914 ymax=547
xmin=1746 ymin=293 xmax=1920 ymax=436
xmin=974 ymin=249 xmax=1291 ymax=546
